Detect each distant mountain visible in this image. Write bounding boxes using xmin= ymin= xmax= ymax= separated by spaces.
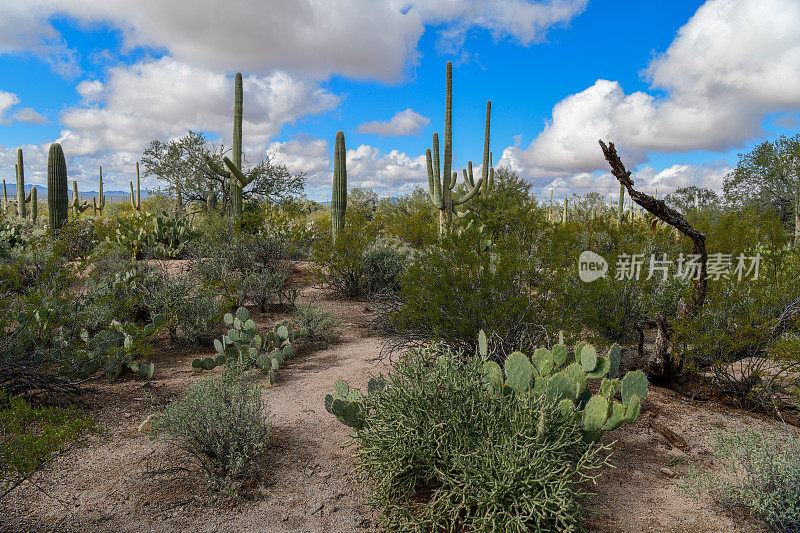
xmin=1 ymin=184 xmax=143 ymax=201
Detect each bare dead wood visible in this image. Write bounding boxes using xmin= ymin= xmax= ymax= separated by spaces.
xmin=599 ymin=140 xmax=708 ymax=314
xmin=644 ymin=413 xmax=689 ymax=451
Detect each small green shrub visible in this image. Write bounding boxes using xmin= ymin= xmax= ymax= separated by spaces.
xmin=362 ymin=245 xmax=407 ymax=296
xmin=150 ymin=370 xmax=271 ymax=497
xmin=293 ymin=303 xmax=341 ymax=343
xmin=0 ymin=392 xmax=95 ymax=501
xmin=325 ymin=346 xmax=611 ymax=531
xmin=310 ymin=208 xmax=380 ymax=298
xmin=393 ymin=225 xmax=544 ymax=356
xmin=683 ymin=427 xmax=800 ymax=532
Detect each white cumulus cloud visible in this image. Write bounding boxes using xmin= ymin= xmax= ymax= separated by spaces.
xmin=357 ymin=108 xmax=430 ymax=137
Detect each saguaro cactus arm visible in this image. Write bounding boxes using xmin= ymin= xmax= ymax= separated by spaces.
xmin=222 ymin=156 xmax=255 ymax=187
xmin=205 ymin=154 xmax=231 ymax=179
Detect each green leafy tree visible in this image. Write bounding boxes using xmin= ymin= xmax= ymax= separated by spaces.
xmin=664 ymin=186 xmax=720 ymax=214
xmin=723 ymin=134 xmax=800 ymax=239
xmin=141 ymin=130 xmax=305 ymax=210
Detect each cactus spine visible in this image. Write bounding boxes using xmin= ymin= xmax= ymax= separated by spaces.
xmin=331 ymin=130 xmax=347 ymax=236
xmin=47 ymin=143 xmax=68 ymax=230
xmin=426 ymin=61 xmax=485 ymax=235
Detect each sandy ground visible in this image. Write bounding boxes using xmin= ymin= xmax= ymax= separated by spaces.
xmin=0 ymin=271 xmax=791 ymax=532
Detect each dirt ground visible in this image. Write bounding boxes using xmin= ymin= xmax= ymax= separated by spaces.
xmin=0 ymin=271 xmax=791 ymax=532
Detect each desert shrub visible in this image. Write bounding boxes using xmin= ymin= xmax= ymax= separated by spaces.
xmin=244 ymin=267 xmax=294 ymax=312
xmin=192 ymin=231 xmax=289 ymax=307
xmin=375 ymin=188 xmax=439 ymax=248
xmin=672 ymin=211 xmax=800 ymax=409
xmin=293 ymin=303 xmax=341 ymax=343
xmin=393 ymin=225 xmax=544 ymax=357
xmin=310 ymin=208 xmax=381 ymax=298
xmin=150 ymin=369 xmax=271 ymax=497
xmin=140 ymin=266 xmax=226 ymax=346
xmin=328 ymin=346 xmax=611 ymax=531
xmin=361 ymin=245 xmax=407 ymax=296
xmin=0 ymin=392 xmax=95 ymax=501
xmin=683 ymin=427 xmax=800 ymax=532
xmin=53 ymin=218 xmax=98 ymax=259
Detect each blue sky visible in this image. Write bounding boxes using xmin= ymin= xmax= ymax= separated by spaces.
xmin=1 ymin=0 xmax=799 ymax=201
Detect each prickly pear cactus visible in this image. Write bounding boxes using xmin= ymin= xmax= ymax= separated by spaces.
xmin=195 ymin=307 xmax=306 ymax=385
xmin=324 ymin=376 xmax=386 ymax=429
xmin=475 ymin=330 xmax=649 ymax=442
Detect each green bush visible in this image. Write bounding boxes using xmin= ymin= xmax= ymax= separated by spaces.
xmin=293 ymin=303 xmax=341 ymax=343
xmin=150 ymin=369 xmax=271 ymax=497
xmin=310 ymin=208 xmax=380 ymax=298
xmin=393 ymin=225 xmax=545 ymax=356
xmin=329 ymin=346 xmax=611 ymax=531
xmin=362 ymin=245 xmax=407 ymax=296
xmin=683 ymin=427 xmax=800 ymax=532
xmin=0 ymin=392 xmax=95 ymax=501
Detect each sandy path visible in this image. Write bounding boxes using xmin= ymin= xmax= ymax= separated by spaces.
xmin=0 ymin=280 xmax=790 ymax=532
xmin=1 ymin=293 xmax=390 ymax=533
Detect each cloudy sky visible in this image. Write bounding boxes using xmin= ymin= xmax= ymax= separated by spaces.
xmin=0 ymin=0 xmax=798 ymax=202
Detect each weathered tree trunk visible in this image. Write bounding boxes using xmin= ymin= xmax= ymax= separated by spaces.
xmin=600 ymin=140 xmax=708 ymax=386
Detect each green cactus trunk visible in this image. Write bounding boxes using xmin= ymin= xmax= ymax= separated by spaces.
xmin=16 ymin=148 xmax=26 ymax=219
xmin=230 ymin=72 xmax=243 ymax=222
xmin=31 ymin=186 xmax=37 ymax=223
xmin=2 ymin=179 xmax=7 ymax=214
xmin=48 ymin=143 xmax=68 ymax=231
xmin=617 ymin=183 xmax=624 ymax=224
xmin=563 ymin=197 xmax=568 ymax=223
xmin=136 ymin=161 xmax=141 ymax=211
xmin=331 ymin=130 xmax=347 ymax=237
xmin=481 ymin=101 xmax=491 ymax=198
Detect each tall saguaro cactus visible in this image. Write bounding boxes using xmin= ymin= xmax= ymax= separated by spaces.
xmin=206 ymin=72 xmax=256 ymax=223
xmin=426 ymin=61 xmax=486 ymax=235
xmin=31 ymin=187 xmax=37 ymax=222
xmin=48 ymin=143 xmax=68 ymax=230
xmin=617 ymin=183 xmax=625 ymax=224
xmin=94 ymin=166 xmax=106 ymax=215
xmin=16 ymin=148 xmax=30 ymax=219
xmin=130 ymin=162 xmax=141 ymax=211
xmin=331 ymin=130 xmax=347 ymax=236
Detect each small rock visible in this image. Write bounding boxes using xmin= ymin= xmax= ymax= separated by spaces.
xmin=123 ymin=412 xmax=132 ymax=418
xmin=138 ymin=414 xmax=155 ymax=433
xmin=659 ymin=467 xmax=676 ymax=477
xmin=318 ymin=471 xmax=331 ymax=479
